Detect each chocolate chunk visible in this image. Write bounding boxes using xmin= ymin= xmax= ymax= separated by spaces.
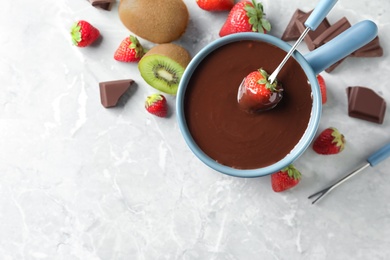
xmin=281 ymin=9 xmax=307 ymax=41
xmin=295 ymin=10 xmax=331 ymax=51
xmin=88 ymin=0 xmax=115 ymax=11
xmin=347 ymin=86 xmax=386 ymax=124
xmin=351 ymin=37 xmax=383 ymax=57
xmin=325 ymin=58 xmax=345 ymax=73
xmin=99 ymin=79 xmax=134 ymax=108
xmin=313 ymin=17 xmax=351 ymax=47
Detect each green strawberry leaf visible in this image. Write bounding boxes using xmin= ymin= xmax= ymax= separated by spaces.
xmin=70 ymin=23 xmax=82 ymax=45
xmin=244 ymin=0 xmax=271 ymax=33
xmin=283 ymin=165 xmax=302 ymax=180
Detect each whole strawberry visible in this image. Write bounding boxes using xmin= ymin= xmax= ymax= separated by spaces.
xmin=71 ymin=20 xmax=100 ymax=47
xmin=317 ymin=74 xmax=327 ymax=104
xmin=237 ymin=68 xmax=283 ymax=112
xmin=271 ymin=165 xmax=301 ymax=192
xmin=313 ymin=127 xmax=345 ymax=155
xmin=219 ymin=0 xmax=271 ymax=37
xmin=114 ymin=35 xmax=146 ymax=62
xmin=145 ymin=94 xmax=168 ymax=117
xmin=196 ymin=0 xmax=234 ymax=11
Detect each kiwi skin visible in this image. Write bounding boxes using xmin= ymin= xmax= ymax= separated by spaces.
xmin=119 ymin=0 xmax=189 ymax=44
xmin=138 ymin=43 xmax=191 ymax=95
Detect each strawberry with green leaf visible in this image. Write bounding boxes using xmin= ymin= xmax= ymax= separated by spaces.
xmin=237 ymin=68 xmax=283 ymax=112
xmin=219 ymin=0 xmax=271 ymax=37
xmin=271 ymin=165 xmax=302 ymax=192
xmin=313 ymin=127 xmax=345 ymax=155
xmin=145 ymin=94 xmax=168 ymax=118
xmin=71 ymin=20 xmax=100 ymax=47
xmin=114 ymin=35 xmax=146 ymax=62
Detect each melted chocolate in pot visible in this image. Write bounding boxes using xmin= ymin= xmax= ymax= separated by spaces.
xmin=184 ymin=40 xmax=312 ymax=169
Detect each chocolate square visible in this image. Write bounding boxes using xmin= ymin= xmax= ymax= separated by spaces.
xmin=295 ymin=10 xmax=331 ymax=51
xmin=347 ymin=86 xmax=386 ymax=124
xmin=351 ymin=37 xmax=383 ymax=57
xmin=99 ymin=79 xmax=134 ymax=108
xmin=88 ymin=0 xmax=115 ymax=11
xmin=281 ymin=9 xmax=307 ymax=42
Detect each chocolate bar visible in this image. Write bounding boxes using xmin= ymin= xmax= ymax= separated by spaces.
xmin=281 ymin=9 xmax=306 ymax=41
xmin=351 ymin=37 xmax=383 ymax=57
xmin=88 ymin=0 xmax=115 ymax=11
xmin=347 ymin=86 xmax=386 ymax=124
xmin=295 ymin=10 xmax=331 ymax=51
xmin=99 ymin=79 xmax=134 ymax=108
xmin=313 ymin=17 xmax=351 ymax=47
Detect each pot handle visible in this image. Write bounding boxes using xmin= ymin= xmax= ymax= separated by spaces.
xmin=304 ymin=20 xmax=378 ymax=75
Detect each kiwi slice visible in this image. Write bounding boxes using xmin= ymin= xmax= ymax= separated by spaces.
xmin=118 ymin=0 xmax=189 ymax=44
xmin=138 ymin=43 xmax=191 ymax=95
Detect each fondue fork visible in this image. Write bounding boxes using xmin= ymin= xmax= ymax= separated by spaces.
xmin=268 ymin=0 xmax=338 ymax=84
xmin=308 ymin=142 xmax=390 ymax=204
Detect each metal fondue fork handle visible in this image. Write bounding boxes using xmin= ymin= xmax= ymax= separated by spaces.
xmin=268 ymin=0 xmax=338 ymax=84
xmin=308 ymin=142 xmax=390 ymax=205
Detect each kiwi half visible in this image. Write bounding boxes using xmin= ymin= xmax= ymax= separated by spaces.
xmin=118 ymin=0 xmax=189 ymax=44
xmin=138 ymin=43 xmax=191 ymax=95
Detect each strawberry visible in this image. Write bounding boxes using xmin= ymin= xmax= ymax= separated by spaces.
xmin=196 ymin=0 xmax=234 ymax=11
xmin=237 ymin=68 xmax=283 ymax=112
xmin=145 ymin=94 xmax=168 ymax=117
xmin=317 ymin=74 xmax=327 ymax=104
xmin=114 ymin=35 xmax=146 ymax=62
xmin=271 ymin=165 xmax=301 ymax=192
xmin=313 ymin=127 xmax=345 ymax=155
xmin=219 ymin=0 xmax=271 ymax=37
xmin=71 ymin=20 xmax=100 ymax=47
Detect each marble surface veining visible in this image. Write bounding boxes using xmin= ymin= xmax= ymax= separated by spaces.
xmin=1 ymin=0 xmax=390 ymax=259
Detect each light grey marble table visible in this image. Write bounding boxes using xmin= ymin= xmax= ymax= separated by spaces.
xmin=1 ymin=0 xmax=389 ymax=259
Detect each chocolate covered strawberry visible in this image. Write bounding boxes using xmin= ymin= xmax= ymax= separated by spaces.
xmin=237 ymin=68 xmax=283 ymax=112
xmin=271 ymin=165 xmax=301 ymax=192
xmin=317 ymin=74 xmax=327 ymax=104
xmin=71 ymin=20 xmax=100 ymax=47
xmin=114 ymin=35 xmax=146 ymax=62
xmin=145 ymin=94 xmax=168 ymax=117
xmin=219 ymin=0 xmax=271 ymax=37
xmin=196 ymin=0 xmax=234 ymax=11
xmin=313 ymin=127 xmax=345 ymax=155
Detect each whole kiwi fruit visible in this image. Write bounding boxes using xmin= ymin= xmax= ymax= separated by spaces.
xmin=118 ymin=0 xmax=189 ymax=44
xmin=138 ymin=43 xmax=191 ymax=95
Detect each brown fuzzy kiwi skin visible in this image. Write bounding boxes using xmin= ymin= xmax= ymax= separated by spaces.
xmin=119 ymin=0 xmax=189 ymax=44
xmin=141 ymin=43 xmax=191 ymax=69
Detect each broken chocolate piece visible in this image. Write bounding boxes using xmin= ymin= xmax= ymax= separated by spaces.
xmin=347 ymin=86 xmax=386 ymax=124
xmin=351 ymin=37 xmax=383 ymax=57
xmin=313 ymin=17 xmax=351 ymax=47
xmin=99 ymin=79 xmax=134 ymax=108
xmin=281 ymin=9 xmax=306 ymax=41
xmin=88 ymin=0 xmax=115 ymax=11
xmin=295 ymin=10 xmax=331 ymax=51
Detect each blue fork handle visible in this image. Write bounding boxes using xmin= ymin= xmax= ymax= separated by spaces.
xmin=305 ymin=0 xmax=338 ymax=30
xmin=367 ymin=143 xmax=390 ymax=167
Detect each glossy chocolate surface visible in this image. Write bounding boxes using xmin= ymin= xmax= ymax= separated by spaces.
xmin=184 ymin=40 xmax=313 ymax=169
